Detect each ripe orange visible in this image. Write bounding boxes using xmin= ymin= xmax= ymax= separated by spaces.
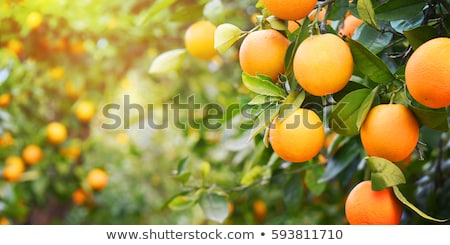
xmin=360 ymin=104 xmax=419 ymax=162
xmin=405 ymin=37 xmax=450 ymax=108
xmin=339 ymin=15 xmax=363 ymax=38
xmin=70 ymin=39 xmax=86 ymax=56
xmin=22 ymin=144 xmax=43 ymax=165
xmin=46 ymin=122 xmax=68 ymax=145
xmin=184 ymin=20 xmax=217 ymax=61
xmin=345 ymin=180 xmax=402 ymax=225
xmin=87 ymin=168 xmax=108 ymax=191
xmin=0 ymin=131 xmax=14 ymax=147
xmin=239 ymin=29 xmax=290 ymax=81
xmin=262 ymin=0 xmax=318 ymax=21
xmin=75 ymin=101 xmax=96 ymax=123
xmin=293 ymin=33 xmax=353 ymax=96
xmin=253 ymin=200 xmax=267 ymax=223
xmin=309 ymin=8 xmax=332 ymax=25
xmin=65 ymin=81 xmax=85 ymax=100
xmin=6 ymin=39 xmax=23 ymax=56
xmin=48 ymin=66 xmax=65 ymax=80
xmin=287 ymin=21 xmax=301 ymax=33
xmin=269 ymin=108 xmax=325 ymax=163
xmin=0 ymin=217 xmax=9 ymax=225
xmin=72 ymin=188 xmax=88 ymax=205
xmin=3 ymin=156 xmax=25 ymax=182
xmin=0 ymin=93 xmax=11 ymax=108
xmin=60 ymin=145 xmax=81 ymax=160
xmin=26 ymin=11 xmax=43 ymax=29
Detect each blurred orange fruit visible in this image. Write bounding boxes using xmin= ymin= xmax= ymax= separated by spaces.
xmin=65 ymin=81 xmax=85 ymax=100
xmin=0 ymin=131 xmax=14 ymax=147
xmin=293 ymin=33 xmax=353 ymax=96
xmin=87 ymin=168 xmax=108 ymax=191
xmin=72 ymin=188 xmax=88 ymax=205
xmin=75 ymin=101 xmax=96 ymax=123
xmin=60 ymin=145 xmax=81 ymax=160
xmin=48 ymin=66 xmax=65 ymax=80
xmin=46 ymin=122 xmax=68 ymax=145
xmin=3 ymin=156 xmax=25 ymax=182
xmin=360 ymin=104 xmax=419 ymax=162
xmin=0 ymin=217 xmax=9 ymax=225
xmin=345 ymin=180 xmax=402 ymax=225
xmin=262 ymin=0 xmax=318 ymax=21
xmin=269 ymin=108 xmax=325 ymax=163
xmin=253 ymin=200 xmax=267 ymax=223
xmin=22 ymin=144 xmax=43 ymax=165
xmin=6 ymin=39 xmax=23 ymax=56
xmin=405 ymin=37 xmax=450 ymax=108
xmin=0 ymin=93 xmax=11 ymax=108
xmin=26 ymin=11 xmax=43 ymax=29
xmin=184 ymin=20 xmax=217 ymax=61
xmin=239 ymin=29 xmax=290 ymax=81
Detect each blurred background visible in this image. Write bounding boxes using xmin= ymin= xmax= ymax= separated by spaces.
xmin=1 ymin=0 xmax=449 ymax=225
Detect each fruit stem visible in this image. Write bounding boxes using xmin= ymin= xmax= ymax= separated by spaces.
xmin=319 ymin=0 xmax=334 ymax=34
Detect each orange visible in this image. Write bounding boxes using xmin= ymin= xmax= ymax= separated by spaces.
xmin=0 ymin=217 xmax=9 ymax=225
xmin=239 ymin=29 xmax=290 ymax=81
xmin=360 ymin=104 xmax=419 ymax=162
xmin=65 ymin=81 xmax=85 ymax=100
xmin=262 ymin=0 xmax=318 ymax=21
xmin=6 ymin=39 xmax=23 ymax=56
xmin=184 ymin=20 xmax=217 ymax=61
xmin=0 ymin=131 xmax=14 ymax=147
xmin=48 ymin=66 xmax=65 ymax=80
xmin=26 ymin=11 xmax=43 ymax=29
xmin=269 ymin=108 xmax=325 ymax=163
xmin=60 ymin=145 xmax=81 ymax=160
xmin=345 ymin=180 xmax=402 ymax=225
xmin=22 ymin=144 xmax=43 ymax=165
xmin=87 ymin=168 xmax=108 ymax=191
xmin=75 ymin=101 xmax=96 ymax=123
xmin=72 ymin=188 xmax=88 ymax=205
xmin=3 ymin=156 xmax=25 ymax=182
xmin=287 ymin=21 xmax=301 ymax=33
xmin=339 ymin=15 xmax=363 ymax=38
xmin=294 ymin=33 xmax=353 ymax=96
xmin=405 ymin=37 xmax=450 ymax=108
xmin=70 ymin=39 xmax=86 ymax=56
xmin=0 ymin=93 xmax=11 ymax=108
xmin=46 ymin=122 xmax=68 ymax=145
xmin=309 ymin=8 xmax=332 ymax=25
xmin=253 ymin=200 xmax=267 ymax=223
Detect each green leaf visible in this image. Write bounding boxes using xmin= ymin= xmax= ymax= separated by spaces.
xmin=248 ymin=95 xmax=282 ymax=105
xmin=333 ymin=81 xmax=370 ymax=102
xmin=356 ymin=86 xmax=379 ymax=129
xmin=367 ymin=156 xmax=406 ymax=190
xmin=214 ymin=23 xmax=242 ymax=54
xmin=393 ymin=186 xmax=449 ymax=223
xmin=174 ymin=157 xmax=191 ymax=183
xmin=375 ymin=0 xmax=427 ymax=21
xmin=327 ymin=0 xmax=350 ymax=21
xmin=283 ymin=174 xmax=303 ymax=212
xmin=329 ymin=89 xmax=371 ymax=136
xmin=404 ymin=25 xmax=439 ymax=50
xmin=305 ymin=166 xmax=327 ymax=196
xmin=320 ymin=137 xmax=362 ymax=182
xmin=348 ymin=38 xmax=395 ymax=83
xmin=242 ymin=72 xmax=285 ymax=98
xmin=353 ymin=24 xmax=393 ymax=54
xmin=199 ymin=193 xmax=229 ymax=223
xmin=248 ymin=104 xmax=281 ymax=141
xmin=203 ymin=0 xmax=225 ymax=24
xmin=357 ymin=0 xmax=378 ymax=29
xmin=168 ymin=195 xmax=197 ymax=211
xmin=148 ymin=49 xmax=186 ymax=74
xmin=278 ymin=90 xmax=306 ymax=122
xmin=138 ymin=0 xmax=177 ymax=25
xmin=266 ymin=16 xmax=287 ymax=31
xmin=409 ymin=105 xmax=449 ymax=132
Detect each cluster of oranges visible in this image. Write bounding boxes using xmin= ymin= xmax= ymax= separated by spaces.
xmin=181 ymin=0 xmax=449 ymax=225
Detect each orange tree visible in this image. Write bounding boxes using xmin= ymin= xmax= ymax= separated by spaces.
xmin=149 ymin=0 xmax=450 ymax=225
